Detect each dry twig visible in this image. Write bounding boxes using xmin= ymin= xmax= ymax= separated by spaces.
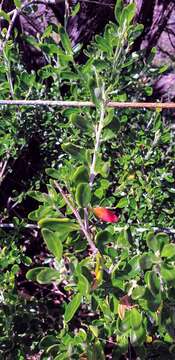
xmin=0 ymin=99 xmax=175 ymax=108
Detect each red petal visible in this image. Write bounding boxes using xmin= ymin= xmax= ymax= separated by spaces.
xmin=92 ymin=207 xmax=119 ymax=223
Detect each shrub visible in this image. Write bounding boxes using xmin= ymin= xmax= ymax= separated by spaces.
xmin=0 ymin=0 xmax=174 ymax=359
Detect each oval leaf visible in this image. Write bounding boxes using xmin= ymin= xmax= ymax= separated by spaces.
xmin=147 ymin=271 xmax=160 ymax=296
xmin=59 ymin=26 xmax=72 ymax=55
xmin=96 ymin=230 xmax=113 ymax=244
xmin=36 ymin=268 xmax=60 ymax=284
xmin=64 ymin=293 xmax=82 ymax=323
xmin=130 ymin=308 xmax=142 ymax=330
xmin=76 ymin=183 xmax=91 ymax=207
xmin=26 ymin=267 xmax=44 ymax=281
xmin=38 ymin=218 xmax=79 ymax=234
xmin=161 ymin=243 xmax=175 ymax=259
xmin=72 ymin=165 xmax=89 ymax=184
xmin=42 ymin=228 xmax=63 ymax=260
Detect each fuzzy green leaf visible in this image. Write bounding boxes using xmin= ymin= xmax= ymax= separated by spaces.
xmin=36 ymin=268 xmax=60 ymax=284
xmin=75 ymin=182 xmax=91 ymax=207
xmin=59 ymin=26 xmax=72 ymax=55
xmin=26 ymin=267 xmax=44 ymax=281
xmin=42 ymin=229 xmax=63 ymax=260
xmin=64 ymin=293 xmax=82 ymax=323
xmin=38 ymin=218 xmax=79 ymax=235
xmin=72 ymin=165 xmax=89 ymax=184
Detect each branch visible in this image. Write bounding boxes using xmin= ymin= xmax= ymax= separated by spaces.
xmin=0 ymin=99 xmax=175 ymax=109
xmin=0 ymin=9 xmax=19 ymax=53
xmin=0 ymin=158 xmax=8 ymax=184
xmin=89 ymin=101 xmax=105 ymax=187
xmin=0 ymin=223 xmax=39 ymax=229
xmin=114 ymin=226 xmax=175 ymax=235
xmin=54 ymin=181 xmax=98 ymax=254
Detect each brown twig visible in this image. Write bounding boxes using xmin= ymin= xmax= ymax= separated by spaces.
xmin=0 ymin=99 xmax=175 ymax=108
xmin=54 ymin=181 xmax=98 ymax=254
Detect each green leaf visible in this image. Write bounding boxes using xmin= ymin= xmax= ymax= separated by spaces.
xmin=39 ymin=335 xmax=59 ymax=350
xmin=117 ymin=230 xmax=130 ymax=248
xmin=64 ymin=293 xmax=82 ymax=323
xmin=59 ymin=26 xmax=72 ymax=55
xmin=145 ymin=86 xmax=153 ymax=96
xmin=61 ymin=71 xmax=79 ymax=80
xmin=0 ymin=10 xmax=10 ymax=22
xmin=140 ymin=253 xmax=153 ymax=270
xmin=121 ymin=3 xmax=136 ymax=26
xmin=158 ymin=64 xmax=169 ymax=74
xmin=95 ymin=35 xmax=112 ymax=53
xmin=96 ymin=230 xmax=113 ymax=244
xmin=147 ymin=271 xmax=160 ymax=296
xmin=132 ymin=286 xmax=145 ymax=300
xmin=108 ymin=117 xmax=120 ymax=132
xmin=89 ymin=325 xmax=98 ymax=338
xmin=14 ymin=0 xmax=21 ymax=8
xmin=88 ymin=78 xmax=103 ymax=106
xmin=130 ymin=308 xmax=142 ymax=330
xmin=42 ymin=229 xmax=63 ymax=261
xmin=92 ymin=340 xmax=105 ymax=360
xmin=62 ymin=142 xmax=85 ymax=160
xmin=28 ymin=190 xmax=48 ymax=202
xmin=75 ymin=182 xmax=91 ymax=207
xmin=36 ymin=268 xmax=60 ymax=284
xmin=95 ymin=154 xmax=111 ymax=178
xmin=72 ymin=165 xmax=89 ymax=184
xmin=54 ymin=354 xmax=67 ymax=360
xmin=28 ymin=205 xmax=56 ymax=221
xmin=114 ymin=0 xmax=123 ymax=24
xmin=116 ymin=197 xmax=128 ymax=208
xmin=46 ymin=344 xmax=59 ymax=355
xmin=41 ymin=25 xmax=53 ymax=40
xmin=143 ymin=289 xmax=161 ymax=312
xmin=155 ymin=233 xmax=169 ymax=250
xmin=26 ymin=267 xmax=45 ymax=281
xmin=146 ymin=231 xmax=159 ymax=252
xmin=71 ymin=2 xmax=80 ymax=17
xmin=70 ymin=113 xmax=90 ymax=130
xmin=38 ymin=217 xmax=79 ymax=235
xmin=77 ymin=273 xmax=90 ymax=297
xmin=46 ymin=168 xmax=60 ymax=180
xmin=117 ymin=312 xmax=131 ymax=333
xmin=161 ymin=264 xmax=175 ymax=283
xmin=161 ymin=243 xmax=175 ymax=259
xmin=130 ymin=326 xmax=146 ymax=345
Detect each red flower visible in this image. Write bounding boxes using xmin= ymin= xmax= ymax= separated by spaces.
xmin=92 ymin=207 xmax=119 ymax=223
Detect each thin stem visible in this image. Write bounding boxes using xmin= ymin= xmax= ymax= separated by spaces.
xmin=0 ymin=9 xmax=19 ymax=54
xmin=0 ymin=223 xmax=39 ymax=229
xmin=0 ymin=158 xmax=8 ymax=184
xmin=84 ymin=207 xmax=89 ymax=232
xmin=64 ymin=0 xmax=70 ymax=31
xmin=89 ymin=101 xmax=105 ymax=187
xmin=3 ymin=50 xmax=14 ymax=98
xmin=82 ymin=100 xmax=106 ymax=248
xmin=114 ymin=225 xmax=175 ymax=235
xmin=54 ymin=181 xmax=98 ymax=254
